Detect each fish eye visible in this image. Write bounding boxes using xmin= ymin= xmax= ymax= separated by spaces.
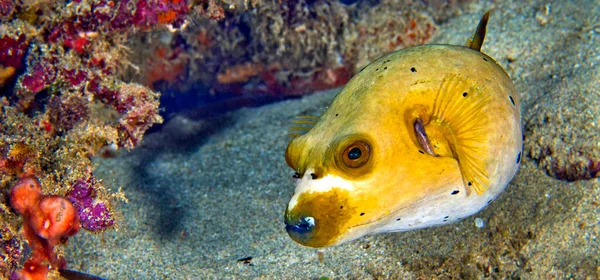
xmin=348 ymin=147 xmax=361 ymax=159
xmin=342 ymin=141 xmax=370 ymax=168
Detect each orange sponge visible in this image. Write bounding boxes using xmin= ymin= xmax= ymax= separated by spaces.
xmin=35 ymin=196 xmax=80 ymax=240
xmin=9 ymin=176 xmax=81 ymax=279
xmin=9 ymin=177 xmax=43 ymax=216
xmin=15 ymin=259 xmax=50 ymax=280
xmin=10 ymin=177 xmax=80 ymax=241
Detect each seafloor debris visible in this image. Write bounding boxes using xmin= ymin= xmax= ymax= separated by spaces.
xmin=236 ymin=256 xmax=254 ymax=266
xmin=527 ymin=133 xmax=600 ymax=181
xmin=525 ymin=71 xmax=600 ymax=182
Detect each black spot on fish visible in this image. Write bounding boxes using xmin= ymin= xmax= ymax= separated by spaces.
xmin=509 ymin=96 xmax=515 ymax=106
xmin=310 ymin=173 xmax=318 ymax=180
xmin=516 ymin=151 xmax=521 ymax=164
xmin=451 ymin=190 xmax=459 ymax=195
xmin=360 ymin=212 xmax=365 ymax=216
xmin=396 ymin=218 xmax=401 ymax=221
xmin=468 ymin=181 xmax=472 ymax=186
xmin=444 ymin=216 xmax=449 ymax=219
xmin=335 ymin=113 xmax=339 ymax=117
xmin=462 ymin=92 xmax=468 ymax=97
xmin=375 ymin=68 xmax=379 ymax=71
xmin=410 ymin=67 xmax=417 ymax=72
xmin=384 ymin=66 xmax=388 ymax=70
xmin=384 ymin=59 xmax=391 ymax=63
xmin=418 ymin=150 xmax=424 ymax=154
xmin=487 ymin=199 xmax=493 ymax=204
xmin=340 ymin=205 xmax=344 ymax=209
xmin=482 ymin=57 xmax=488 ymax=62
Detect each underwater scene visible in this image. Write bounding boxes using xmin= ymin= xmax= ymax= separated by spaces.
xmin=1 ymin=0 xmax=599 ymax=279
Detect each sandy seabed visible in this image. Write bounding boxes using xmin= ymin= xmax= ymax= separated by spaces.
xmin=66 ymin=0 xmax=600 ymax=279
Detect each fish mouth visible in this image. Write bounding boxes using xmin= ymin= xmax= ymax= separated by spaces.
xmin=285 ymin=216 xmax=314 ymax=234
xmin=283 ymin=203 xmax=381 ymax=247
xmin=284 ymin=215 xmax=316 ymax=246
xmin=283 ymin=193 xmax=347 ymax=248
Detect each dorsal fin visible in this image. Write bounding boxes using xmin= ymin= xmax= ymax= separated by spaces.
xmin=466 ymin=11 xmax=490 ymax=52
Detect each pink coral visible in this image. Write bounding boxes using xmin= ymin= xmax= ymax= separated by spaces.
xmin=68 ymin=180 xmax=115 ymax=232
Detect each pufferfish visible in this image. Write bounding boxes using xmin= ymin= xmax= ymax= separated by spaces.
xmin=283 ymin=12 xmax=522 ymax=248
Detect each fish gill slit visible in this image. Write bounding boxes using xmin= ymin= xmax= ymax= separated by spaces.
xmin=414 ymin=118 xmax=437 ymax=156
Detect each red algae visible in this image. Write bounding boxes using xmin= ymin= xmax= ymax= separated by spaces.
xmin=0 ymin=34 xmax=27 ymax=69
xmin=0 ymin=0 xmax=14 ymax=18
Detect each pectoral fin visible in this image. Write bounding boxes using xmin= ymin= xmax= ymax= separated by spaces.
xmin=414 ymin=74 xmax=492 ymax=196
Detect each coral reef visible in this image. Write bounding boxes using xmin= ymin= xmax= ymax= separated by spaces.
xmin=0 ymin=0 xmax=232 ymax=278
xmin=129 ymin=0 xmax=471 ymax=110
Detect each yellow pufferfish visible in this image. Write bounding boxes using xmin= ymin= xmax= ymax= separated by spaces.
xmin=283 ymin=12 xmax=522 ymax=248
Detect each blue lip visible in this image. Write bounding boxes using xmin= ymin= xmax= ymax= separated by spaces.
xmin=284 ymin=216 xmax=315 ymax=235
